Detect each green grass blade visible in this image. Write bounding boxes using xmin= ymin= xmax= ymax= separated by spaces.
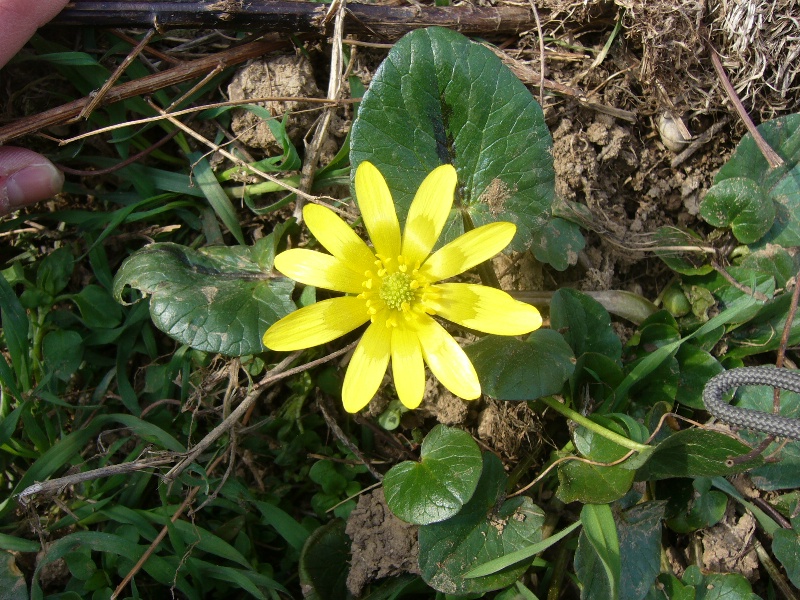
xmin=190 ymin=152 xmax=245 ymax=245
xmin=465 ymin=520 xmax=580 ymax=578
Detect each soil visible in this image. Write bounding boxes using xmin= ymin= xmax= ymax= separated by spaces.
xmin=3 ymin=1 xmax=799 ymax=597
xmin=345 ymin=488 xmax=420 ymax=596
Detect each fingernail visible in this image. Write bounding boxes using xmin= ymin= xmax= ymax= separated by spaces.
xmin=3 ymin=163 xmax=64 ymax=209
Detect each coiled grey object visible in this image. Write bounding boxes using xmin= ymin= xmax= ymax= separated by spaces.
xmin=703 ymin=366 xmax=800 ymax=440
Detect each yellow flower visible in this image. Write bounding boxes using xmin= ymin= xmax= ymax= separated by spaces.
xmin=263 ymin=161 xmax=542 ymax=413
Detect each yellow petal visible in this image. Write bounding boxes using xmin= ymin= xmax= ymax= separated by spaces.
xmin=428 ymin=283 xmax=543 ymax=335
xmin=263 ymin=297 xmax=368 ymax=351
xmin=354 ymin=161 xmax=401 ymax=258
xmin=421 ymin=222 xmax=516 ymax=282
xmin=401 ymin=164 xmax=457 ymax=266
xmin=416 ymin=315 xmax=481 ymax=400
xmin=391 ymin=326 xmax=426 ymax=409
xmin=303 ymin=203 xmax=375 ymax=275
xmin=342 ymin=320 xmax=391 ymax=413
xmin=274 ymin=249 xmax=365 ymax=294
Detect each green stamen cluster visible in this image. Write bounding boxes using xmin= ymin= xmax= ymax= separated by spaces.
xmin=379 ymin=272 xmax=414 ymax=310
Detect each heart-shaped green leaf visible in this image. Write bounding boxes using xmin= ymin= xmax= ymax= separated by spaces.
xmin=681 ymin=565 xmax=755 ymax=599
xmin=383 ymin=425 xmax=482 ymax=525
xmin=112 ymin=234 xmax=295 ymax=356
xmin=418 ymin=452 xmax=545 ymax=595
xmin=773 ymin=529 xmax=800 ymax=588
xmin=710 ymin=113 xmax=800 ymax=247
xmin=674 ymin=344 xmax=723 ymax=410
xmin=42 ymin=330 xmax=84 ymax=383
xmin=298 ymin=520 xmax=350 ymax=600
xmin=699 ymin=177 xmax=774 ymax=244
xmin=350 ymin=26 xmax=583 ymax=268
xmin=466 ymin=329 xmax=575 ymax=400
xmin=557 ymin=417 xmax=636 ymax=504
xmin=551 ymin=288 xmax=622 ymax=360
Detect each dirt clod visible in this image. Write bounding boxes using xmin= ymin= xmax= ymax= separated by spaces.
xmin=227 ymin=54 xmax=321 ymax=152
xmin=701 ymin=508 xmax=759 ymax=581
xmin=345 ymin=488 xmax=420 ymax=597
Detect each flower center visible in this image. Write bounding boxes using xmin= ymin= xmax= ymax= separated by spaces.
xmin=379 ymin=272 xmax=414 ymax=310
xmin=358 ymin=254 xmax=438 ymax=327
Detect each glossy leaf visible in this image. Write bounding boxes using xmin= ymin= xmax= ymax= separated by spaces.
xmin=772 ymin=529 xmax=800 ymax=588
xmin=465 ymin=520 xmax=582 ymax=579
xmin=0 ymin=551 xmax=27 ymax=600
xmin=681 ymin=565 xmax=755 ymax=600
xmin=737 ymin=244 xmax=797 ymax=288
xmin=42 ymin=330 xmax=83 ymax=382
xmin=466 ymin=329 xmax=575 ymax=400
xmin=558 ymin=459 xmax=635 ymax=505
xmin=727 ymin=293 xmax=800 ymax=359
xmin=635 ymin=429 xmax=764 ymax=481
xmin=533 ymin=217 xmax=586 ymax=271
xmin=699 ymin=177 xmax=774 ymax=244
xmin=36 ymin=247 xmax=74 ymax=297
xmin=660 ymin=478 xmax=727 ymax=534
xmin=298 ymin=520 xmax=350 ymax=600
xmin=551 ymin=288 xmax=622 ymax=360
xmin=418 ymin=453 xmax=545 ymax=595
xmin=674 ymin=344 xmax=723 ymax=410
xmin=71 ymin=284 xmax=124 ymax=329
xmin=383 ymin=424 xmax=482 ymax=525
xmin=617 ymin=502 xmax=665 ymax=600
xmin=575 ymin=504 xmax=619 ymax=600
xmin=350 ymin=26 xmax=583 ymax=267
xmin=557 ymin=417 xmax=636 ymax=504
xmin=112 ymin=236 xmax=295 ymax=356
xmin=713 ymin=113 xmax=800 ymax=247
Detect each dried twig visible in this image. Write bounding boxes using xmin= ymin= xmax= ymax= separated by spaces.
xmin=670 ymin=116 xmax=730 ymax=168
xmin=16 ymin=455 xmax=177 ymax=505
xmin=0 ymin=37 xmax=293 ymax=144
xmin=148 ymin=99 xmax=321 ymax=204
xmin=774 ymin=269 xmax=800 ymax=411
xmin=53 ymin=1 xmax=541 ymax=37
xmin=707 ymin=42 xmax=784 ymax=169
xmin=78 ymin=29 xmax=156 ymax=121
xmin=294 ymin=0 xmax=347 ymax=222
xmin=318 ymin=393 xmax=383 ymax=481
xmin=111 ymin=453 xmax=226 ymax=600
xmin=527 ymin=0 xmax=545 ymax=106
xmin=57 ymin=96 xmax=356 ymax=147
xmin=165 ymin=343 xmax=358 ymax=481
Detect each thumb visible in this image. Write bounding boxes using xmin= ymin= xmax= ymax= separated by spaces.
xmin=0 ymin=0 xmax=70 ymax=67
xmin=0 ymin=147 xmax=64 ymax=216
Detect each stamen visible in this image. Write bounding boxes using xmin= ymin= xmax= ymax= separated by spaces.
xmin=379 ymin=272 xmax=415 ymax=311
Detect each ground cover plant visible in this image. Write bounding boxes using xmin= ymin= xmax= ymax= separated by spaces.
xmin=1 ymin=1 xmax=800 ymax=599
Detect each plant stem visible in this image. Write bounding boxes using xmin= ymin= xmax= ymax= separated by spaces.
xmin=538 ymin=396 xmax=650 ymax=452
xmin=754 ymin=539 xmax=799 ymax=600
xmin=707 ymin=43 xmax=784 ymax=169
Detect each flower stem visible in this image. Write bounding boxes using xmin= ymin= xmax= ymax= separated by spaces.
xmin=537 ymin=396 xmax=650 ymax=452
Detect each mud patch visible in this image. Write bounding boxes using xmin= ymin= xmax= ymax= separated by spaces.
xmin=701 ymin=507 xmax=759 ymax=581
xmin=345 ymin=488 xmax=420 ymax=597
xmin=476 ymin=399 xmax=542 ymax=461
xmin=227 ymin=54 xmax=322 ymax=153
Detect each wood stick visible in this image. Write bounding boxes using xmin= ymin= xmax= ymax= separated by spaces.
xmin=0 ymin=37 xmax=289 ymax=144
xmin=51 ymin=1 xmax=539 ymax=37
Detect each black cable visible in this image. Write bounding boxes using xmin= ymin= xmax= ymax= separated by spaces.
xmin=703 ymin=366 xmax=800 ymax=440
